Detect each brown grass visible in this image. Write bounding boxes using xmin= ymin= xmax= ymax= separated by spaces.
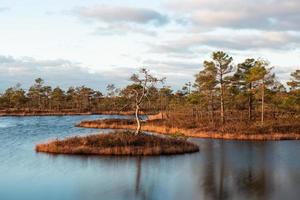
xmin=77 ymin=119 xmax=300 ymax=141
xmin=36 ymin=131 xmax=199 ymax=156
xmin=155 ymin=110 xmax=300 ymax=134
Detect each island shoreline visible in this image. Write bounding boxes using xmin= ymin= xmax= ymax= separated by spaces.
xmin=36 ymin=131 xmax=200 ymax=156
xmin=76 ymin=119 xmax=300 ymax=141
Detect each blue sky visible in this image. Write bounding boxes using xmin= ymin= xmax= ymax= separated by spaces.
xmin=0 ymin=0 xmax=300 ymax=91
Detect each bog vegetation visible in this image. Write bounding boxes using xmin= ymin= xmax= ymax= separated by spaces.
xmin=36 ymin=131 xmax=199 ymax=156
xmin=1 ymin=51 xmax=300 ymax=133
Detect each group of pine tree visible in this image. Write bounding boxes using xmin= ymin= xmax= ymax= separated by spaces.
xmin=0 ymin=51 xmax=299 ymax=127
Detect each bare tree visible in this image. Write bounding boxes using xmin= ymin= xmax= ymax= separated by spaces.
xmin=128 ymin=68 xmax=165 ymax=135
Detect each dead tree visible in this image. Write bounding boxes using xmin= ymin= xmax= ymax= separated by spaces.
xmin=128 ymin=68 xmax=165 ymax=135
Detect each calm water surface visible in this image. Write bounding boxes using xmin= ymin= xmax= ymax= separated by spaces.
xmin=0 ymin=115 xmax=300 ymax=200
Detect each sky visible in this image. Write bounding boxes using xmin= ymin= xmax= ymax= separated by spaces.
xmin=0 ymin=0 xmax=300 ymax=92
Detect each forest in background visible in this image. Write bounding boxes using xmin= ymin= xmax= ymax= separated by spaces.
xmin=1 ymin=51 xmax=299 ymax=134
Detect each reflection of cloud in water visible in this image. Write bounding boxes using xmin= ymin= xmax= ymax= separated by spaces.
xmin=0 ymin=122 xmax=14 ymax=128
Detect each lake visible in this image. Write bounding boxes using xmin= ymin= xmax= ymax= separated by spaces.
xmin=0 ymin=115 xmax=300 ymax=200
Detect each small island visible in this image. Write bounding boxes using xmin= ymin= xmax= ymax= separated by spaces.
xmin=36 ymin=131 xmax=199 ymax=156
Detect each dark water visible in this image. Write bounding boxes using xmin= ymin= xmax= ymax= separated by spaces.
xmin=0 ymin=116 xmax=300 ymax=200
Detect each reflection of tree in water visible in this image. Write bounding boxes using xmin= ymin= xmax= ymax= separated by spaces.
xmin=234 ymin=143 xmax=269 ymax=200
xmin=135 ymin=157 xmax=142 ymax=195
xmin=134 ymin=156 xmax=151 ymax=200
xmin=202 ymin=140 xmax=230 ymax=200
xmin=235 ymin=170 xmax=267 ymax=198
xmin=201 ymin=141 xmax=272 ymax=200
xmin=202 ymin=140 xmax=218 ymax=199
xmin=218 ymin=141 xmax=229 ymax=200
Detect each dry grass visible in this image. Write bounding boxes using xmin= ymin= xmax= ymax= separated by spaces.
xmin=77 ymin=118 xmax=300 ymax=141
xmin=157 ymin=110 xmax=300 ymax=134
xmin=36 ymin=131 xmax=199 ymax=156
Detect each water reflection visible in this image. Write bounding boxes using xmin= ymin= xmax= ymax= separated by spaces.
xmin=235 ymin=143 xmax=269 ymax=200
xmin=0 ymin=116 xmax=300 ymax=200
xmin=135 ymin=157 xmax=142 ymax=195
xmin=200 ymin=141 xmax=278 ymax=200
xmin=202 ymin=140 xmax=219 ymax=200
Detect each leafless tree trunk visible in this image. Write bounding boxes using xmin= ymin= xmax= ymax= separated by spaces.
xmin=248 ymin=95 xmax=253 ymax=121
xmin=135 ymin=103 xmax=141 ymax=135
xmin=129 ymin=68 xmax=165 ymax=136
xmin=261 ymin=83 xmax=265 ymax=125
xmin=248 ymin=83 xmax=253 ymax=121
xmin=133 ymin=81 xmax=146 ymax=135
xmin=209 ymin=91 xmax=215 ymax=126
xmin=220 ymin=74 xmax=225 ymax=125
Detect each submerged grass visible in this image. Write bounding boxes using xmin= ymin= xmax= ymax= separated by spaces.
xmin=36 ymin=131 xmax=199 ymax=156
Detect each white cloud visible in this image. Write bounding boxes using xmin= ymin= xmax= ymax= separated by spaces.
xmin=76 ymin=5 xmax=169 ymax=26
xmin=148 ymin=30 xmax=300 ymax=54
xmin=73 ymin=5 xmax=169 ymax=36
xmin=93 ymin=23 xmax=157 ymax=36
xmin=166 ymin=0 xmax=300 ymax=30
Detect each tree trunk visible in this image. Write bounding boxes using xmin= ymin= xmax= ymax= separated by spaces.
xmin=248 ymin=96 xmax=252 ymax=121
xmin=261 ymin=83 xmax=265 ymax=125
xmin=247 ymin=96 xmax=252 ymax=121
xmin=210 ymin=91 xmax=215 ymax=126
xmin=220 ymin=81 xmax=225 ymax=125
xmin=38 ymin=95 xmax=41 ymax=110
xmin=135 ymin=104 xmax=141 ymax=135
xmin=248 ymin=83 xmax=253 ymax=121
xmin=220 ymin=93 xmax=224 ymax=125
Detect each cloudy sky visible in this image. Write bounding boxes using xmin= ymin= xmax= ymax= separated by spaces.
xmin=0 ymin=0 xmax=299 ymax=91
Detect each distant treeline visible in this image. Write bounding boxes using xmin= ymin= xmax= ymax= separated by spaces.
xmin=1 ymin=51 xmax=299 ymax=128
